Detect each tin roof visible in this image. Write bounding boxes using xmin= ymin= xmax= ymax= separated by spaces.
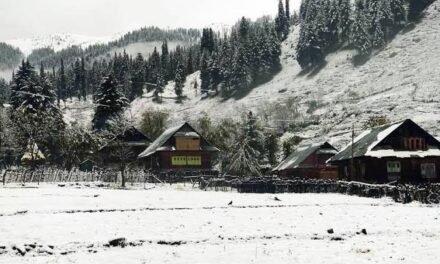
xmin=273 ymin=142 xmax=337 ymax=172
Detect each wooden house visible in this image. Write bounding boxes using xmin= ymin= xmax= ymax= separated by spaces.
xmin=328 ymin=119 xmax=440 ymax=183
xmin=272 ymin=142 xmax=339 ymax=179
xmin=97 ymin=127 xmax=151 ymax=168
xmin=138 ymin=122 xmax=220 ymax=174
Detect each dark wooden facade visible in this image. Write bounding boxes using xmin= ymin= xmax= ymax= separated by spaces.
xmin=330 ymin=119 xmax=440 ymax=183
xmin=336 ymin=157 xmax=440 ymax=183
xmin=274 ymin=142 xmax=339 ymax=180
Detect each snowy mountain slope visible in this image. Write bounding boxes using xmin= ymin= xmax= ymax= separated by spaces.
xmin=4 ymin=33 xmax=120 ymax=56
xmin=127 ymin=1 xmax=440 ymax=148
xmin=96 ymin=40 xmax=194 ymax=61
xmin=63 ymin=2 xmax=440 ymax=149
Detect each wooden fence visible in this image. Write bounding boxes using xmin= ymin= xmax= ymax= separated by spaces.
xmin=0 ymin=167 xmax=151 ymax=185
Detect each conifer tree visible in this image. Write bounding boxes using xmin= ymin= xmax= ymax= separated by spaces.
xmin=350 ymin=0 xmax=372 ymax=56
xmin=174 ymin=60 xmax=185 ymax=99
xmin=92 ymin=75 xmax=128 ymax=131
xmin=337 ymin=0 xmax=351 ymax=44
xmin=130 ymin=53 xmax=145 ymax=101
xmin=275 ymin=0 xmax=289 ymax=40
xmin=80 ymin=58 xmax=87 ymax=100
xmin=59 ymin=59 xmax=67 ymax=106
xmin=200 ymin=51 xmax=210 ymax=95
xmin=389 ymin=0 xmax=406 ymax=27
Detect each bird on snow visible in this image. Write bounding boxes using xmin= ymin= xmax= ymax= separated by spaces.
xmin=274 ymin=196 xmax=281 ymax=201
xmin=228 ymin=201 xmax=233 ymax=206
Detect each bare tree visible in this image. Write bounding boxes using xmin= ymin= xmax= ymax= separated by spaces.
xmin=99 ymin=116 xmax=137 ymax=188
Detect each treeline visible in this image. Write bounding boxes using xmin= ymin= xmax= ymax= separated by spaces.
xmin=199 ymin=17 xmax=282 ymax=97
xmin=38 ymin=40 xmax=200 ymax=104
xmin=196 ymin=0 xmax=291 ymax=98
xmin=297 ymin=0 xmax=435 ymax=69
xmin=0 ymin=43 xmax=23 ymax=69
xmin=28 ymin=27 xmax=201 ymax=69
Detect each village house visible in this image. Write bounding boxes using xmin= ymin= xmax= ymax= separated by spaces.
xmin=138 ymin=122 xmax=220 ymax=175
xmin=328 ymin=119 xmax=440 ymax=183
xmin=272 ymin=142 xmax=339 ymax=179
xmin=96 ymin=127 xmax=151 ymax=169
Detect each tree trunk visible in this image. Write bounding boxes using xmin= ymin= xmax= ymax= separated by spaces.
xmin=121 ymin=164 xmax=126 ymax=188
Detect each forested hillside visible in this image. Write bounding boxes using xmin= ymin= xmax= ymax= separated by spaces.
xmin=0 ymin=42 xmax=23 ymax=70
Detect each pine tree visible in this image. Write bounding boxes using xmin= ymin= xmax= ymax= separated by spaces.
xmin=130 ymin=53 xmax=145 ymax=101
xmin=10 ymin=60 xmax=34 ymax=109
xmin=92 ymin=75 xmax=128 ymax=131
xmin=80 ymin=58 xmax=87 ymax=101
xmin=265 ymin=132 xmax=279 ymax=166
xmin=327 ymin=0 xmax=340 ymax=47
xmin=350 ymin=1 xmax=372 ymax=56
xmin=389 ymin=0 xmax=406 ymax=27
xmin=285 ymin=0 xmax=291 ymax=22
xmin=296 ymin=0 xmax=325 ymax=69
xmin=73 ymin=59 xmax=82 ymax=100
xmin=275 ymin=0 xmax=289 ymax=40
xmin=337 ymin=0 xmax=351 ymax=45
xmin=200 ymin=51 xmax=210 ymax=95
xmin=161 ymin=40 xmax=170 ymax=80
xmin=372 ymin=22 xmax=386 ymax=49
xmin=174 ymin=60 xmax=185 ymax=100
xmin=59 ymin=59 xmax=67 ymax=105
xmin=300 ymin=0 xmax=310 ymax=21
xmin=186 ymin=48 xmax=194 ymax=74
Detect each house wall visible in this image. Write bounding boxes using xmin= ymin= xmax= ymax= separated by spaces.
xmin=336 ymin=157 xmax=440 ymax=183
xmin=279 ymin=151 xmax=338 ymax=179
xmin=158 ymin=151 xmax=213 ymax=170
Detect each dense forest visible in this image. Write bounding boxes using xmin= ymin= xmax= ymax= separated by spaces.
xmin=27 ymin=27 xmax=201 ymax=68
xmin=0 ymin=43 xmax=23 ymax=69
xmin=296 ymin=0 xmax=436 ymax=69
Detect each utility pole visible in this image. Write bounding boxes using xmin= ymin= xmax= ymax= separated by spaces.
xmin=350 ymin=123 xmax=354 ymax=181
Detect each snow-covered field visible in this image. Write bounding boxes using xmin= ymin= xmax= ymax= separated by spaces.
xmin=0 ymin=183 xmax=439 ymax=263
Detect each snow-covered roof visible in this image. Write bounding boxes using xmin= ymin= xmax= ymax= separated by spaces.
xmin=21 ymin=143 xmax=45 ymax=162
xmin=329 ymin=119 xmax=440 ymax=162
xmin=273 ymin=142 xmax=337 ymax=172
xmin=138 ymin=122 xmax=219 ymax=159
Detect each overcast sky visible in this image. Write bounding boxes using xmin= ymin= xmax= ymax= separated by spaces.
xmin=0 ymin=0 xmax=301 ymax=41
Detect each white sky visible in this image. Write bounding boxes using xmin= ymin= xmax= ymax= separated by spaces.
xmin=0 ymin=0 xmax=301 ymax=41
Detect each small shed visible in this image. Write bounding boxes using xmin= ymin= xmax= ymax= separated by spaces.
xmin=329 ymin=119 xmax=440 ymax=183
xmin=138 ymin=122 xmax=219 ymax=174
xmin=21 ymin=143 xmax=46 ymax=165
xmin=273 ymin=142 xmax=338 ymax=179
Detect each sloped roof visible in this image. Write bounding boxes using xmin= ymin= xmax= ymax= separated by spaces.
xmin=99 ymin=126 xmax=150 ymax=151
xmin=116 ymin=127 xmax=151 ymax=142
xmin=138 ymin=122 xmax=219 ymax=159
xmin=21 ymin=143 xmax=45 ymax=162
xmin=329 ymin=119 xmax=440 ymax=162
xmin=273 ymin=142 xmax=337 ymax=172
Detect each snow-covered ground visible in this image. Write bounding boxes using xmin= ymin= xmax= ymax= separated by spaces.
xmin=0 ymin=183 xmax=439 ymax=263
xmin=4 ymin=33 xmax=121 ymax=57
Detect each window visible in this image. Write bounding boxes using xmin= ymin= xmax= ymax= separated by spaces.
xmin=403 ymin=137 xmax=426 ymax=151
xmin=421 ymin=163 xmax=436 ymax=179
xmin=387 ymin=161 xmax=401 ymax=173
